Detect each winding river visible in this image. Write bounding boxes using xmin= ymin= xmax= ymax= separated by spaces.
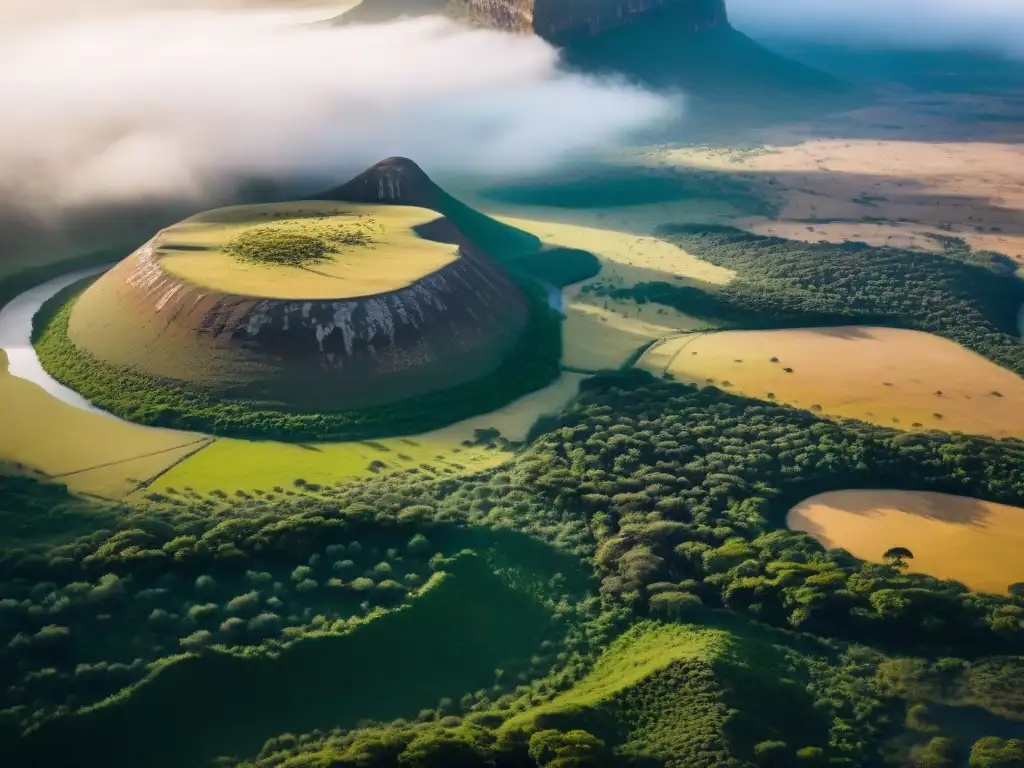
xmin=0 ymin=266 xmax=568 ymax=425
xmin=0 ymin=265 xmax=118 ymax=418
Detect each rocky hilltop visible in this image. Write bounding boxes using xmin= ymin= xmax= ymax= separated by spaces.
xmin=66 ymin=159 xmax=541 ymax=414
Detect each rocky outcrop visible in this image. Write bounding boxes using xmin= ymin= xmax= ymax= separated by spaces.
xmin=322 ymin=156 xmax=442 ymax=207
xmin=334 ymin=0 xmax=728 ymax=42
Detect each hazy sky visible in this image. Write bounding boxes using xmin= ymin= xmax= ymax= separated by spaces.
xmin=0 ymin=1 xmax=677 ymax=216
xmin=730 ymin=0 xmax=1024 ymax=57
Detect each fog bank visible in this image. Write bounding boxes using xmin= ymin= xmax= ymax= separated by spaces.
xmin=0 ymin=2 xmax=677 ymax=219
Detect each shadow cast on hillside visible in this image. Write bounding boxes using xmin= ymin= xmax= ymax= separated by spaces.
xmin=794 ymin=491 xmax=999 ymax=540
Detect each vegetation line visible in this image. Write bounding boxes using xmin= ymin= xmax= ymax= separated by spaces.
xmin=654 ymin=331 xmax=712 ymax=376
xmin=131 ymin=438 xmax=217 ymax=494
xmin=50 ymin=437 xmax=212 ymax=480
xmin=34 ymin=275 xmax=563 ymax=442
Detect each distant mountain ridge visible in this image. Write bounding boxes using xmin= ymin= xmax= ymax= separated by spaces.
xmin=334 ymin=0 xmax=728 ymax=43
xmin=332 ymin=0 xmax=855 ymax=116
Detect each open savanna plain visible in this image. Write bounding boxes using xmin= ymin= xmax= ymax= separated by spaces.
xmin=639 ymin=326 xmax=1024 ymax=438
xmin=789 ymin=490 xmax=1024 ymax=594
xmin=6 ymin=76 xmax=1024 ymax=767
xmin=639 ymin=89 xmax=1024 ymax=262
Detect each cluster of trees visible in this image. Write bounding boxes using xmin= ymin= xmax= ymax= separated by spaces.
xmin=598 ymin=225 xmax=1024 ymax=376
xmin=518 ymin=370 xmax=1024 ymax=652
xmin=3 ymin=368 xmax=1023 ymax=766
xmin=32 ymin=276 xmax=563 ymax=442
xmin=6 ymin=240 xmax=1024 ymax=766
xmin=0 ymin=519 xmax=456 ymax=733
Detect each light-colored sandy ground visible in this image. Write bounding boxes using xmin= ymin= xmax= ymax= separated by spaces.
xmin=152 ymin=372 xmax=586 ymax=493
xmin=639 ymin=326 xmax=1024 ymax=438
xmin=641 ymin=91 xmax=1024 ymax=260
xmin=789 ymin=489 xmax=1024 ymax=594
xmin=493 ymin=215 xmax=734 ymax=371
xmin=0 ymin=350 xmax=205 ymax=497
xmin=157 ymin=202 xmax=458 ymax=299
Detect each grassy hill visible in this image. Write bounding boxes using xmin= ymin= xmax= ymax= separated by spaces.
xmin=502 ymin=617 xmax=837 ymax=767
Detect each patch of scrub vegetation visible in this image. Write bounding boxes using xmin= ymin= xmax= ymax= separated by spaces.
xmin=33 ymin=276 xmax=562 ymax=441
xmin=501 ymin=618 xmax=848 ymax=766
xmin=3 ymin=370 xmax=1024 ymax=767
xmin=603 ymin=226 xmax=1024 ymax=376
xmin=222 ymin=218 xmax=375 ymax=268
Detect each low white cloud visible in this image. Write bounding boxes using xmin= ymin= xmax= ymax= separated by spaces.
xmin=0 ymin=2 xmax=678 ymax=214
xmin=730 ymin=0 xmax=1024 ymax=58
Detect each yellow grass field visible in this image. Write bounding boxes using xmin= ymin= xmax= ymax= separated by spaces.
xmin=0 ymin=350 xmax=205 ymax=498
xmin=149 ymin=436 xmax=502 ymax=496
xmin=155 ymin=202 xmax=458 ymax=299
xmin=149 ymin=372 xmax=586 ymax=494
xmin=638 ymin=327 xmax=1024 ymax=438
xmin=788 ymin=489 xmax=1024 ymax=594
xmin=490 ymin=215 xmax=734 ymax=371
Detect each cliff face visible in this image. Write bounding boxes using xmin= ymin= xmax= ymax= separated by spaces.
xmin=335 ymin=0 xmax=729 ymax=42
xmin=67 ymin=158 xmax=537 ymax=412
xmin=463 ymin=0 xmax=729 ymax=42
xmin=69 ymin=235 xmax=528 ymax=410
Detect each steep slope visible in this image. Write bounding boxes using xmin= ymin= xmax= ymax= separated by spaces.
xmin=331 ymin=1 xmax=853 ymax=113
xmin=559 ymin=4 xmax=850 ymax=107
xmin=35 ymin=158 xmax=563 ymax=440
xmin=313 ymin=157 xmax=541 ymax=261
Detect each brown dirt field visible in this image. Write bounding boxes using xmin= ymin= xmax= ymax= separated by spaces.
xmin=638 ymin=326 xmax=1024 ymax=439
xmin=788 ymin=489 xmax=1024 ymax=594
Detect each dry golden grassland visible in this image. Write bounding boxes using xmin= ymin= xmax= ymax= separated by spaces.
xmin=156 ymin=201 xmax=460 ymax=299
xmin=0 ymin=350 xmax=205 ymax=498
xmin=639 ymin=326 xmax=1024 ymax=439
xmin=490 ymin=215 xmax=734 ymax=371
xmin=789 ymin=489 xmax=1024 ymax=594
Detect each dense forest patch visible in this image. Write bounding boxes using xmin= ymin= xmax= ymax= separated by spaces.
xmin=2 ymin=370 xmax=1023 ymax=766
xmin=595 ymin=226 xmax=1024 ymax=376
xmin=14 ymin=554 xmax=559 ymax=768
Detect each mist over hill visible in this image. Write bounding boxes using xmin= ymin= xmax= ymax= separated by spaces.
xmin=0 ymin=1 xmax=675 ymax=224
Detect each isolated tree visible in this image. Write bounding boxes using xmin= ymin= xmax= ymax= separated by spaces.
xmin=883 ymin=546 xmax=914 ymax=571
